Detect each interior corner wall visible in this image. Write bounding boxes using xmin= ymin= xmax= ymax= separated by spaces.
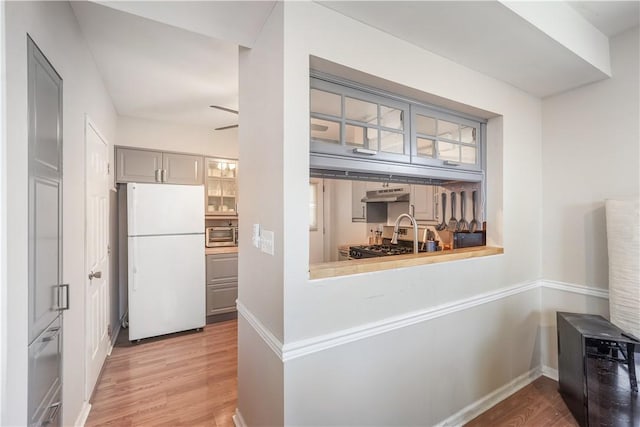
xmin=116 ymin=115 xmax=239 ymax=159
xmin=4 ymin=2 xmax=117 ymax=425
xmin=539 ymin=287 xmax=610 ymax=372
xmin=541 ymin=27 xmax=640 ymax=290
xmin=236 ymin=3 xmax=285 ymax=425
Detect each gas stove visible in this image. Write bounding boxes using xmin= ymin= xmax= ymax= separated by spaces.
xmin=349 ymin=244 xmax=418 ymax=259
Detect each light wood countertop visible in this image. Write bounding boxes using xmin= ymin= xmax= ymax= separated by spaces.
xmin=205 ymin=246 xmax=238 ymax=255
xmin=309 ymin=246 xmax=503 ymax=280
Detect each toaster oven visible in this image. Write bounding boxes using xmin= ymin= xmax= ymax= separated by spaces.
xmin=206 ymin=226 xmax=237 ymax=247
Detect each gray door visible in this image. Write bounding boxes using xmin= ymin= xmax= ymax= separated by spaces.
xmin=27 ymin=36 xmax=65 ymax=427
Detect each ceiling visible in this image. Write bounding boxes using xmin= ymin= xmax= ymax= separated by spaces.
xmin=567 ymin=1 xmax=640 ymax=37
xmin=73 ymin=1 xmax=638 ymax=128
xmin=71 ymin=1 xmax=241 ymax=129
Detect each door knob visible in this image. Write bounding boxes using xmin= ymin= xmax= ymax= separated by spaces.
xmin=88 ymin=271 xmax=102 ymax=280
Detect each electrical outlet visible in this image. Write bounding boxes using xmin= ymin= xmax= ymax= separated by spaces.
xmin=260 ymin=230 xmax=274 ymax=255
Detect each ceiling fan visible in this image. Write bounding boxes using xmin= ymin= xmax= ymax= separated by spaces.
xmin=210 ymin=105 xmax=238 ymax=130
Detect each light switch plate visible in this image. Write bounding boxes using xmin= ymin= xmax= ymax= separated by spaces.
xmin=260 ymin=230 xmax=274 ymax=255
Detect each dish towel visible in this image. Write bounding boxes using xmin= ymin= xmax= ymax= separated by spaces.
xmin=605 ymin=197 xmax=640 ymax=338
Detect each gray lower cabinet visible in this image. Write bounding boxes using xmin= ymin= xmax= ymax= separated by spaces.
xmin=28 ymin=318 xmax=62 ymax=427
xmin=206 ymin=253 xmax=238 ymax=315
xmin=116 ymin=147 xmax=203 ymax=185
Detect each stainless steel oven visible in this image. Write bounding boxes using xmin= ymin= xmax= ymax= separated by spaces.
xmin=206 ymin=226 xmax=237 ymax=247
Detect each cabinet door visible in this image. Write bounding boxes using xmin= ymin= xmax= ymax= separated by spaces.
xmin=205 ymin=158 xmax=237 ymax=215
xmin=351 ymin=181 xmax=367 ymax=222
xmin=411 ymin=185 xmax=436 ymax=221
xmin=206 ymin=284 xmax=238 ymax=315
xmin=206 ymin=254 xmax=238 ymax=286
xmin=28 ymin=317 xmax=62 ymax=427
xmin=163 ymin=153 xmax=203 ymax=185
xmin=116 ymin=148 xmax=162 ymax=183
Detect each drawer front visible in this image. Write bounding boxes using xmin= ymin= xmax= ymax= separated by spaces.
xmin=206 ymin=254 xmax=238 ymax=285
xmin=207 ymin=284 xmax=238 ymax=315
xmin=29 ymin=316 xmax=62 ymax=427
xmin=30 ymin=383 xmax=61 ymax=427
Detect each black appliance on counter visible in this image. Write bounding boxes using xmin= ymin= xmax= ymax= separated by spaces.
xmin=557 ymin=312 xmax=639 ymax=426
xmin=452 ymin=231 xmax=485 ymax=249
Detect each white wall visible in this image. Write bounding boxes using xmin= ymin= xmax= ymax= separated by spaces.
xmin=0 ymin=1 xmax=6 ymax=422
xmin=237 ymin=3 xmax=285 ymax=425
xmin=285 ymin=288 xmax=540 ymax=425
xmin=116 ymin=115 xmax=238 ymax=158
xmin=541 ymin=27 xmax=640 ymax=290
xmin=281 ymin=1 xmax=541 ymax=341
xmin=239 ymin=2 xmax=542 ymax=424
xmin=3 ymin=2 xmax=117 ymax=425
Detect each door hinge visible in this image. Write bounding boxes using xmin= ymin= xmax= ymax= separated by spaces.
xmin=107 ymin=324 xmax=112 ymax=338
xmin=107 ymin=245 xmax=111 ymax=255
xmin=107 ymin=162 xmax=111 ymax=175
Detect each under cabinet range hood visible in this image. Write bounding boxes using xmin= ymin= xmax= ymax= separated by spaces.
xmin=361 ymin=186 xmax=410 ymax=203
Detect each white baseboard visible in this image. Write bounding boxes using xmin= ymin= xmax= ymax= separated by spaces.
xmin=541 ymin=365 xmax=559 ymax=381
xmin=74 ymin=401 xmax=92 ymax=427
xmin=434 ymin=367 xmax=541 ymax=427
xmin=232 ymin=408 xmax=247 ymax=427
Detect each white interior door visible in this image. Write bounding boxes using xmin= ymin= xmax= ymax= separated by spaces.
xmin=85 ymin=118 xmax=110 ymax=400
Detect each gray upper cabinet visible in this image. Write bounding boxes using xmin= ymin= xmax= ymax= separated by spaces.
xmin=309 ymin=72 xmax=487 ymax=184
xmin=116 ymin=147 xmax=162 ymax=183
xmin=116 ymin=147 xmax=203 ymax=185
xmin=410 ymin=185 xmax=436 ymax=221
xmin=163 ymin=152 xmax=203 ymax=185
xmin=351 ymin=181 xmax=367 ymax=222
xmin=310 ymin=78 xmax=411 ymax=164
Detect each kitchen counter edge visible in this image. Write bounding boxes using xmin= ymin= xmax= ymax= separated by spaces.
xmin=205 ymin=247 xmax=238 ymax=255
xmin=309 ymin=246 xmax=504 ymax=280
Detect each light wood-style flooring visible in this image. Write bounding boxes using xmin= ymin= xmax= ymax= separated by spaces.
xmin=87 ymin=322 xmax=577 ymax=427
xmin=86 ymin=319 xmax=237 ymax=427
xmin=466 ymin=376 xmax=578 ymax=426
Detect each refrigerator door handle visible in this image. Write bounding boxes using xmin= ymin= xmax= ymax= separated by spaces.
xmin=130 ymin=184 xmax=137 ymax=236
xmin=131 ymin=239 xmax=138 ymax=291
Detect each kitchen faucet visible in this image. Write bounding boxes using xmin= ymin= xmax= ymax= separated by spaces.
xmin=391 ymin=213 xmax=419 ymax=254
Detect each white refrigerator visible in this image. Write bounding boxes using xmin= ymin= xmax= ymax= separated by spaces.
xmin=127 ymin=183 xmax=205 ymax=341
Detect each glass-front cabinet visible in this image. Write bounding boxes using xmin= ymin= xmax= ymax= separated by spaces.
xmin=205 ymin=158 xmax=238 ymax=216
xmin=310 ymin=78 xmax=411 ymax=163
xmin=309 ymin=74 xmax=484 ymax=175
xmin=411 ymin=105 xmax=481 ymax=171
